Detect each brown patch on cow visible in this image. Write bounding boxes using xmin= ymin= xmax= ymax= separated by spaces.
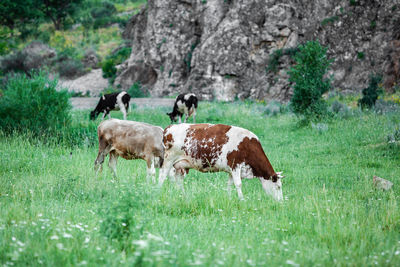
xmin=227 ymin=137 xmax=276 ymax=180
xmin=164 ymin=133 xmax=174 ymax=149
xmin=183 ymin=124 xmax=231 ymax=169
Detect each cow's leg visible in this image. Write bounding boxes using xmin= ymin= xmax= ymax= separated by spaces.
xmin=94 ymin=144 xmax=111 ymax=175
xmin=108 ymin=151 xmax=118 ymax=179
xmin=183 ymin=114 xmax=188 ymax=123
xmin=232 ymin=168 xmax=244 ymax=200
xmin=227 ymin=175 xmax=233 ymax=196
xmin=146 ymin=157 xmax=156 ymax=183
xmin=118 ymin=102 xmax=127 ymax=120
xmin=101 ymin=112 xmax=107 ymax=121
xmin=192 ymin=108 xmax=196 ymax=123
xmin=178 ymin=116 xmax=182 ymax=124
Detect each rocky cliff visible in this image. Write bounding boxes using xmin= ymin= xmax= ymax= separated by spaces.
xmin=115 ymin=0 xmax=400 ymax=101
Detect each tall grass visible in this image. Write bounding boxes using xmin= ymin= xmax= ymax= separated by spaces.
xmin=0 ymin=102 xmax=399 ymax=266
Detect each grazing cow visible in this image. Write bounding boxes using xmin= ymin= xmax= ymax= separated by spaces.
xmin=167 ymin=93 xmax=198 ymax=123
xmin=159 ymin=123 xmax=283 ymax=201
xmin=94 ymin=119 xmax=164 ymax=182
xmin=90 ymin=92 xmax=131 ymax=120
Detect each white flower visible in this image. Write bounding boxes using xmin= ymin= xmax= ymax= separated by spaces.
xmin=147 ymin=233 xmax=163 ymax=242
xmin=63 ymin=233 xmax=73 ymax=238
xmin=286 ymin=260 xmax=299 ymax=267
xmin=50 ymin=235 xmax=59 ymax=240
xmin=56 ymin=243 xmax=64 ymax=250
xmin=132 ymin=240 xmax=149 ymax=249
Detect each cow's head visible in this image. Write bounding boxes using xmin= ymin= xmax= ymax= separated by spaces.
xmin=260 ymin=172 xmax=284 ymax=201
xmin=90 ymin=110 xmax=99 ymax=120
xmin=166 ymin=112 xmax=177 ymax=123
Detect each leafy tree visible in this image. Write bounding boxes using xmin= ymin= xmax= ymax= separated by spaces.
xmin=288 ymin=40 xmax=333 ymax=119
xmin=0 ymin=0 xmax=37 ymax=32
xmin=358 ymin=74 xmax=382 ymax=109
xmin=34 ymin=0 xmax=83 ymax=30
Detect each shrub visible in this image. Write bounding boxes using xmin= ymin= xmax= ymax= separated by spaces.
xmin=0 ymin=51 xmax=27 ymax=74
xmin=263 ymin=101 xmax=284 ymax=116
xmin=387 ymin=125 xmax=400 ymax=144
xmin=0 ymin=72 xmax=71 ymax=135
xmin=90 ymin=1 xmax=117 ymax=19
xmin=358 ymin=74 xmax=382 ymax=109
xmin=374 ymin=99 xmax=400 ymax=114
xmin=57 ymin=58 xmax=86 ymax=78
xmin=127 ymin=82 xmax=149 ymax=98
xmin=288 ymin=40 xmax=333 ymax=119
xmin=102 ymin=59 xmax=117 ymax=82
xmin=108 ymin=46 xmax=132 ymax=65
xmin=330 ymin=100 xmax=352 ymax=118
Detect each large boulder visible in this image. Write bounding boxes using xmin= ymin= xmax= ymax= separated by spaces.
xmin=116 ymin=0 xmax=400 ymax=101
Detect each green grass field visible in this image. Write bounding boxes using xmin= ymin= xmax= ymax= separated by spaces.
xmin=1 ymin=102 xmax=400 ymax=266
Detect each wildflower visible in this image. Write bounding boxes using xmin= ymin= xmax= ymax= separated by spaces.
xmin=50 ymin=235 xmax=59 ymax=240
xmin=63 ymin=233 xmax=73 ymax=238
xmin=286 ymin=260 xmax=299 ymax=267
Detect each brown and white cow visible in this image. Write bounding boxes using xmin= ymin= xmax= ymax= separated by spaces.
xmin=158 ymin=123 xmax=284 ymax=201
xmin=94 ymin=119 xmax=164 ymax=182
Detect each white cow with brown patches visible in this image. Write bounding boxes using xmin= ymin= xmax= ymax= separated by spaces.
xmin=94 ymin=119 xmax=164 ymax=182
xmin=159 ymin=123 xmax=284 ymax=201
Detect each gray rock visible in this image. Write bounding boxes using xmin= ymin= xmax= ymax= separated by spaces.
xmin=373 ymin=176 xmax=394 ymax=191
xmin=22 ymin=41 xmax=57 ymax=70
xmin=58 ymin=69 xmax=109 ymax=96
xmin=116 ymin=0 xmax=400 ymax=101
xmin=82 ymin=49 xmax=101 ymax=69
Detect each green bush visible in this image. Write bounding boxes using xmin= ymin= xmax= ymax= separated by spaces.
xmin=358 ymin=74 xmax=382 ymax=109
xmin=127 ymin=82 xmax=149 ymax=98
xmin=288 ymin=40 xmax=333 ymax=119
xmin=90 ymin=1 xmax=117 ymax=19
xmin=0 ymin=72 xmax=71 ymax=135
xmin=102 ymin=59 xmax=117 ymax=82
xmin=107 ymin=46 xmax=131 ymax=65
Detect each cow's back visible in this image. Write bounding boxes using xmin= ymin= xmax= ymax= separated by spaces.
xmin=99 ymin=119 xmax=163 ymax=160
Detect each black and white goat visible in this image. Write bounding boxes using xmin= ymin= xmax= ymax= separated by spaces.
xmin=167 ymin=93 xmax=198 ymax=123
xmin=90 ymin=92 xmax=131 ymax=120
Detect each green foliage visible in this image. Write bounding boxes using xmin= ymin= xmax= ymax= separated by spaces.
xmin=349 ymin=0 xmax=358 ymax=6
xmin=0 ymin=0 xmax=39 ymax=31
xmin=107 ymin=46 xmax=131 ymax=65
xmin=34 ymin=0 xmax=84 ymax=30
xmin=101 ymin=59 xmax=117 ymax=80
xmin=321 ymin=15 xmax=339 ymax=26
xmin=0 ymin=72 xmax=71 ymax=135
xmin=127 ymin=81 xmax=149 ymax=98
xmin=100 ymin=189 xmax=147 ymax=244
xmin=0 ymin=27 xmax=15 ymax=55
xmin=266 ymin=47 xmax=298 ymax=73
xmin=357 ymin=51 xmax=365 ymax=60
xmin=288 ymin=40 xmax=333 ymax=120
xmin=90 ymin=1 xmax=117 ymax=19
xmin=358 ymin=74 xmax=383 ymax=109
